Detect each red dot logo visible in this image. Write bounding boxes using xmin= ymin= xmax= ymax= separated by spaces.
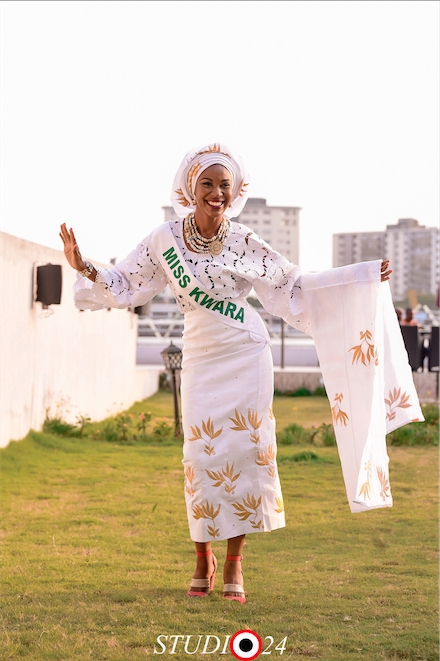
xmin=230 ymin=630 xmax=263 ymax=660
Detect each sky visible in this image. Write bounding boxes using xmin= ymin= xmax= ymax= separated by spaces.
xmin=1 ymin=0 xmax=438 ymax=271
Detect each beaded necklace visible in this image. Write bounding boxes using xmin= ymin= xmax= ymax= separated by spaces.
xmin=183 ymin=213 xmax=229 ymax=256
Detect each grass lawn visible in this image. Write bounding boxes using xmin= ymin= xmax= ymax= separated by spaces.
xmin=0 ymin=395 xmax=438 ymax=661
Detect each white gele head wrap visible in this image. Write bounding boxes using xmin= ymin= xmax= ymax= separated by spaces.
xmin=171 ymin=142 xmax=250 ymax=219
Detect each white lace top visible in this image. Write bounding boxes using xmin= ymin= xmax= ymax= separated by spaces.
xmin=74 ymin=220 xmax=309 ymax=331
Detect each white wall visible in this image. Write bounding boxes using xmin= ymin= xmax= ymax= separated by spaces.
xmin=0 ymin=232 xmax=160 ymax=447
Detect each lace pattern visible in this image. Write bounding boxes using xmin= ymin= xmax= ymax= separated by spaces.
xmin=73 ymin=219 xmax=309 ymax=330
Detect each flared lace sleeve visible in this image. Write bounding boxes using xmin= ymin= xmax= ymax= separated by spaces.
xmin=236 ymin=228 xmax=311 ymax=334
xmin=73 ymin=235 xmax=168 ymax=311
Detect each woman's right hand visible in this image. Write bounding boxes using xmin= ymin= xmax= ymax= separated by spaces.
xmin=59 ymin=223 xmax=86 ymax=271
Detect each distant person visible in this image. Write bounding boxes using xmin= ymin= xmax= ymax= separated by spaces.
xmin=395 ymin=308 xmax=404 ymax=323
xmin=60 ymin=142 xmax=422 ymax=605
xmin=401 ymin=308 xmax=418 ymax=327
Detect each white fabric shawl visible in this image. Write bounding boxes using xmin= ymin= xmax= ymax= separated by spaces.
xmin=301 ymin=261 xmax=424 ymax=513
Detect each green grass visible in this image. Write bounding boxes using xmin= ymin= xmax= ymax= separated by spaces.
xmin=0 ymin=396 xmax=438 ymax=661
xmin=273 ymin=395 xmax=332 ymax=431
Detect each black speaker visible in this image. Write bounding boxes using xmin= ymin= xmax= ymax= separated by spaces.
xmin=36 ymin=264 xmax=62 ymax=306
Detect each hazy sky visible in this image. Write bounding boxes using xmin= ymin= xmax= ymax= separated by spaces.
xmin=1 ymin=0 xmax=438 ymax=271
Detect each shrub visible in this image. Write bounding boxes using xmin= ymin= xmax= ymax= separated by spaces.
xmin=387 ymin=422 xmax=438 ymax=446
xmin=291 ymin=450 xmax=319 ymax=462
xmin=315 ymin=422 xmax=336 ymax=446
xmin=420 ymin=402 xmax=439 ymax=427
xmin=76 ymin=415 xmax=91 ymax=438
xmin=43 ymin=417 xmax=77 ymax=437
xmin=292 ymin=387 xmax=312 ymax=397
xmin=277 ymin=423 xmax=313 ymax=445
xmin=159 ymin=372 xmax=172 ymax=392
xmin=274 ymin=387 xmax=326 ymax=397
xmin=151 ymin=418 xmax=175 ymax=442
xmin=278 ymin=450 xmax=329 ymax=464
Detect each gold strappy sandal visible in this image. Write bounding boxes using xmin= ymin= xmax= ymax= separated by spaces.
xmin=187 ymin=550 xmax=217 ymax=598
xmin=223 ymin=554 xmax=246 ymax=604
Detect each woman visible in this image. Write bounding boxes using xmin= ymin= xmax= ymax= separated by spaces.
xmin=401 ymin=307 xmax=418 ymax=326
xmin=60 ymin=142 xmax=410 ymax=605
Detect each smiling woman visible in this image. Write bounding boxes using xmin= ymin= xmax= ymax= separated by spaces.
xmin=59 ymin=141 xmax=421 ymax=609
xmin=193 ymin=165 xmax=233 ymax=227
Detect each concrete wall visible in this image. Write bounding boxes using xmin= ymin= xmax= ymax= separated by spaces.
xmin=273 ymin=367 xmax=323 ymax=393
xmin=0 ymin=232 xmax=160 ymax=448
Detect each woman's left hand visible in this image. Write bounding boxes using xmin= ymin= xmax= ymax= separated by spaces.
xmin=381 ymin=259 xmax=392 ymax=282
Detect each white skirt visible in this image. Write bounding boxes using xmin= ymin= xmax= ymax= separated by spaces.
xmin=180 ymin=309 xmax=285 ymax=542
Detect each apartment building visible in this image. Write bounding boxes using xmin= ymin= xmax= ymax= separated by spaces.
xmin=333 ymin=218 xmax=439 ymax=300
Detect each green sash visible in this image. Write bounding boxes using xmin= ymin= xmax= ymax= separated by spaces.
xmin=150 ymin=224 xmax=269 ymax=343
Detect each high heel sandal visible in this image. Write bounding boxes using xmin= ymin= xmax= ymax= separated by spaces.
xmin=187 ymin=550 xmax=217 ymax=598
xmin=223 ymin=554 xmax=246 ymax=604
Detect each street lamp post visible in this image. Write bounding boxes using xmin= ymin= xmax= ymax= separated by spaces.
xmin=280 ymin=317 xmax=285 ymax=368
xmin=160 ymin=342 xmax=183 ymax=437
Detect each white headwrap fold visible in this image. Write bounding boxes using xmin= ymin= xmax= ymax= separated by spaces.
xmin=171 ymin=143 xmax=250 ymax=219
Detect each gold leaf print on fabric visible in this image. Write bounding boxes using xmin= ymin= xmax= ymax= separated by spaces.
xmin=349 ymin=330 xmax=378 ymax=366
xmin=377 ymin=466 xmax=390 ymax=501
xmin=184 ymin=465 xmax=196 ymax=498
xmin=275 ymin=497 xmax=284 ymax=513
xmin=196 ymin=144 xmax=232 ymax=158
xmin=256 ymin=445 xmax=277 ymax=478
xmin=191 ymin=501 xmax=221 ymax=538
xmin=358 ymin=461 xmax=372 ymax=500
xmin=206 ymin=462 xmax=242 ymax=495
xmin=174 ymin=188 xmax=190 ymax=207
xmin=229 ymin=409 xmax=262 ymax=444
xmin=331 ymin=393 xmax=349 ymax=427
xmin=188 ymin=417 xmax=223 ymax=456
xmin=232 ymin=493 xmax=263 ymax=530
xmin=238 ymin=179 xmax=249 ymax=197
xmin=187 ymin=162 xmax=203 ymax=194
xmin=385 ymin=388 xmax=411 ymax=421
xmin=269 ymin=407 xmax=275 ymax=420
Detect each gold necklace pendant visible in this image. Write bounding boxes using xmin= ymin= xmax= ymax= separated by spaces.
xmin=209 ymin=240 xmax=223 ymax=256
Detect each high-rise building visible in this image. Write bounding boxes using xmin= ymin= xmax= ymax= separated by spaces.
xmin=333 ymin=219 xmax=439 ymax=300
xmin=162 ymin=198 xmax=301 ymax=264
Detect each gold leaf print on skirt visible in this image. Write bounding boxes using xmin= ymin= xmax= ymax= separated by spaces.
xmin=331 ymin=393 xmax=349 ymax=427
xmin=229 ymin=408 xmax=263 ymax=444
xmin=188 ymin=417 xmax=223 ymax=455
xmin=275 ymin=497 xmax=284 ymax=513
xmin=206 ymin=462 xmax=242 ymax=495
xmin=184 ymin=465 xmax=197 ymax=498
xmin=376 ymin=466 xmax=390 ymax=500
xmin=358 ymin=481 xmax=371 ymax=499
xmin=385 ymin=387 xmax=411 ymax=421
xmin=349 ymin=330 xmax=378 ymax=366
xmin=232 ymin=493 xmax=263 ymax=530
xmin=256 ymin=445 xmax=277 ymax=478
xmin=358 ymin=461 xmax=372 ymax=500
xmin=191 ymin=501 xmax=221 ymax=538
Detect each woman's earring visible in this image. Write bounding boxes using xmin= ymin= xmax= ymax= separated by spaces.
xmin=192 ymin=199 xmax=197 ymax=206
